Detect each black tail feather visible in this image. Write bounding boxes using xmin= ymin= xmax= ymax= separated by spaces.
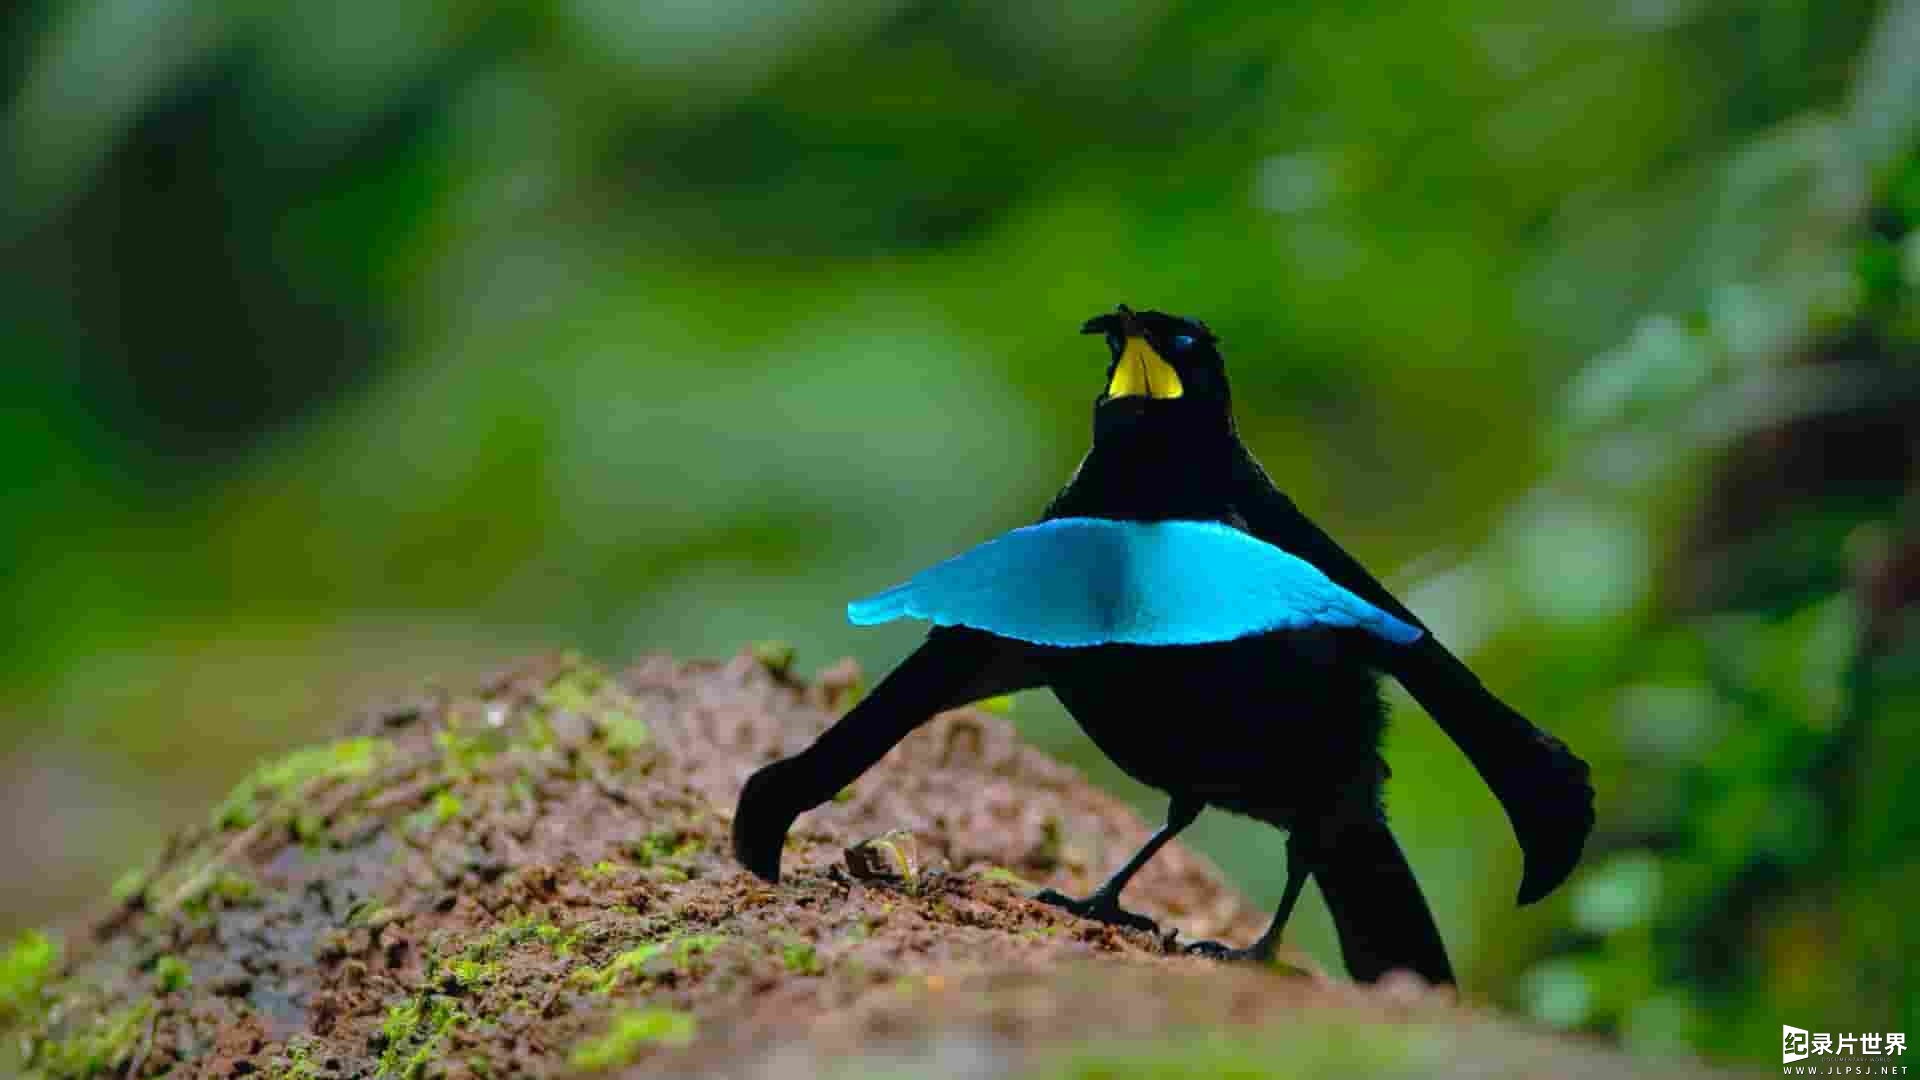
xmin=1315 ymin=819 xmax=1454 ymax=985
xmin=1225 ymin=452 xmax=1595 ymax=905
xmin=1396 ymin=649 xmax=1595 ymax=905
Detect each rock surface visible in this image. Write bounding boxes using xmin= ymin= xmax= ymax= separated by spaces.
xmin=1 ymin=650 xmax=1703 ymax=1077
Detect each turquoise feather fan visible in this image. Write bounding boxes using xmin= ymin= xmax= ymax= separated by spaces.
xmin=847 ymin=517 xmax=1423 ymax=648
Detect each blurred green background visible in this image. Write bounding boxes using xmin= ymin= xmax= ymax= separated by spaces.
xmin=5 ymin=0 xmax=1919 ymax=1065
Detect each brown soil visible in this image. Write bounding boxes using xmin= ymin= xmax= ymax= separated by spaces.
xmin=3 ymin=650 xmax=1709 ymax=1077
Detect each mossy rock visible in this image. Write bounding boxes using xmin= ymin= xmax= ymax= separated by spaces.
xmin=1 ymin=650 xmax=1709 ymax=1077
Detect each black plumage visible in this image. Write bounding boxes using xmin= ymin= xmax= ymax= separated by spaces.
xmin=732 ymin=305 xmax=1594 ymax=984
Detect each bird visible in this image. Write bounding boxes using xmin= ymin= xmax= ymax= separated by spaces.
xmin=732 ymin=304 xmax=1595 ymax=984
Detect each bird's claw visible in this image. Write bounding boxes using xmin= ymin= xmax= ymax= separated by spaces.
xmin=731 ymin=760 xmax=803 ymax=884
xmin=1030 ymin=887 xmax=1161 ymax=935
xmin=1182 ymin=939 xmax=1266 ymax=963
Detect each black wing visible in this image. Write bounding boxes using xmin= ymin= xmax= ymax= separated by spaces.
xmin=1229 ymin=444 xmax=1594 ymax=904
xmin=733 ymin=626 xmax=1047 ymax=883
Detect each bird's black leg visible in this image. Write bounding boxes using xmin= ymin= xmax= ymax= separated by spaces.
xmin=734 ymin=629 xmax=1044 ymax=884
xmin=1185 ymin=830 xmax=1309 ymax=963
xmin=1032 ymin=797 xmax=1201 ymax=935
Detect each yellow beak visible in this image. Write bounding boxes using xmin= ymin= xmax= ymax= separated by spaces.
xmin=1106 ymin=336 xmax=1185 ymax=400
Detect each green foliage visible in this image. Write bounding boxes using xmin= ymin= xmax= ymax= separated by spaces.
xmin=270 ymin=1036 xmax=322 ymax=1079
xmin=107 ymin=867 xmax=147 ymax=906
xmin=539 ymin=674 xmax=598 ymax=718
xmin=472 ymin=913 xmax=572 ymax=955
xmin=167 ymin=867 xmax=261 ymax=919
xmin=347 ymin=899 xmax=403 ymax=930
xmin=574 ymin=933 xmax=725 ymax=994
xmin=420 ymin=913 xmax=576 ymax=1002
xmin=659 ymin=933 xmax=724 ymax=974
xmin=975 ymin=867 xmax=1039 ymax=893
xmin=152 ymin=955 xmax=191 ymax=993
xmin=213 ymin=739 xmax=387 ymax=831
xmin=434 ymin=728 xmax=503 ymax=779
xmin=780 ymin=941 xmax=823 ymax=976
xmin=599 ymin=711 xmax=650 ymax=754
xmin=751 ymin=640 xmax=797 ymax=676
xmin=377 ymin=995 xmax=466 ymax=1078
xmin=567 ymin=1008 xmax=696 ymax=1071
xmin=626 ymin=831 xmax=703 ymax=867
xmin=444 ymin=955 xmax=496 ymax=991
xmin=30 ymin=1002 xmax=150 ymax=1078
xmin=0 ymin=930 xmax=58 ymax=1025
xmin=1506 ymin=110 xmax=1920 ymax=1055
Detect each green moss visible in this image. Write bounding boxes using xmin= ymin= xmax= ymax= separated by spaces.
xmin=579 ymin=943 xmax=657 ymax=993
xmin=470 ymin=912 xmax=571 ymax=956
xmin=270 ymin=1035 xmax=322 ymax=1079
xmin=347 ymin=899 xmax=403 ymax=930
xmin=626 ymin=830 xmax=702 ymax=867
xmin=750 ymin=639 xmax=796 ymax=675
xmin=566 ymin=965 xmax=602 ymax=989
xmin=173 ymin=868 xmax=260 ymax=916
xmin=445 ymin=956 xmax=497 ymax=991
xmin=434 ymin=914 xmax=579 ymax=996
xmin=599 ymin=710 xmax=649 ymax=753
xmin=31 ymin=1001 xmax=150 ymax=1078
xmin=404 ymin=786 xmax=468 ymax=834
xmin=434 ymin=727 xmax=504 ymax=779
xmin=213 ymin=737 xmax=387 ymax=830
xmin=780 ymin=941 xmax=823 ymax=976
xmin=977 ymin=694 xmax=1017 ymax=714
xmin=579 ymin=933 xmax=724 ymax=993
xmin=515 ymin=713 xmax=556 ymax=753
xmin=270 ymin=1030 xmax=322 ymax=1068
xmin=567 ymin=1008 xmax=695 ymax=1071
xmin=0 ymin=929 xmax=58 ymax=1025
xmin=538 ymin=662 xmax=604 ymax=717
xmin=377 ymin=994 xmax=466 ymax=1078
xmin=510 ymin=919 xmax=573 ymax=957
xmin=292 ymin=811 xmax=329 ymax=845
xmin=108 ymin=866 xmax=148 ymax=905
xmin=153 ymin=955 xmax=192 ymax=993
xmin=668 ymin=934 xmax=723 ymax=967
xmin=976 ymin=866 xmax=1038 ymax=892
xmin=832 ymin=786 xmax=855 ymax=804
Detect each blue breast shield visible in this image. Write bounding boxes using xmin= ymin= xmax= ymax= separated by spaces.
xmin=847 ymin=517 xmax=1423 ymax=648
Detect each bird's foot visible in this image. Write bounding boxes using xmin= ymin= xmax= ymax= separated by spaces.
xmin=1030 ymin=888 xmax=1160 ymax=935
xmin=1182 ymin=938 xmax=1272 ymax=964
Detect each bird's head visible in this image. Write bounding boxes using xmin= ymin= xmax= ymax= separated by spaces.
xmin=1080 ymin=305 xmax=1230 ymax=430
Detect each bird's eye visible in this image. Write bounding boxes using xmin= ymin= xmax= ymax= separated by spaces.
xmin=1170 ymin=334 xmax=1196 ymax=350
